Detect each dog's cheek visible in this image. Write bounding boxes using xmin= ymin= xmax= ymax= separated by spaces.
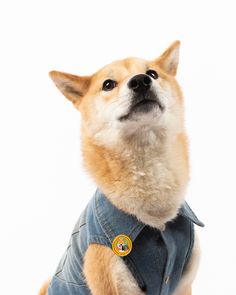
xmin=96 ymin=92 xmax=129 ymax=123
xmin=79 ymin=96 xmax=120 ymax=146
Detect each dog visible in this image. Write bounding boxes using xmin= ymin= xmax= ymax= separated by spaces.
xmin=39 ymin=41 xmax=204 ymax=295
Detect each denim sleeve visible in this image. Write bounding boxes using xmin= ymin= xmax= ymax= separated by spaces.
xmin=48 ymin=275 xmax=91 ymax=295
xmin=47 ymin=208 xmax=90 ymax=294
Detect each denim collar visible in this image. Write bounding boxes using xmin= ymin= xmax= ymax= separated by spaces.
xmin=94 ymin=189 xmax=204 ymax=244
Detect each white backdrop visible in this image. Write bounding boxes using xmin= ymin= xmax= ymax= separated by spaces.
xmin=0 ymin=1 xmax=236 ymax=294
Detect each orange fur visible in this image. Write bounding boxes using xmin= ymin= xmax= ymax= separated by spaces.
xmin=38 ymin=280 xmax=50 ymax=295
xmin=84 ymin=244 xmax=145 ymax=295
xmin=84 ymin=244 xmax=118 ymax=295
xmin=173 ymin=287 xmax=192 ymax=295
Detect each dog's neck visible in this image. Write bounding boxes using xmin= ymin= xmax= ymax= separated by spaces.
xmin=82 ymin=131 xmax=189 ymax=229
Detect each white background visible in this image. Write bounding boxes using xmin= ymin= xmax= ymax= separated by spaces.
xmin=0 ymin=1 xmax=236 ymax=294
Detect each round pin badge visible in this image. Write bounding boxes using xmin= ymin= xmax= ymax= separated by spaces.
xmin=112 ymin=234 xmax=132 ymax=256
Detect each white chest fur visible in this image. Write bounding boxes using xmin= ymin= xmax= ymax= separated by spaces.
xmin=105 ymin=136 xmax=187 ymax=229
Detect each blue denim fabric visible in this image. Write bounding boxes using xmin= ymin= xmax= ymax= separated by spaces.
xmin=48 ymin=189 xmax=204 ymax=295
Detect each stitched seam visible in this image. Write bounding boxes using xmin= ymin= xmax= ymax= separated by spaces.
xmin=89 ymin=235 xmax=110 ymax=245
xmin=95 ymin=193 xmax=115 ymax=243
xmin=53 ymin=275 xmax=88 ymax=287
xmin=185 ymin=222 xmax=194 ymax=265
xmin=55 ymin=246 xmax=71 ymax=276
xmin=160 ymin=231 xmax=171 ymax=295
xmin=128 ymin=223 xmax=145 ymax=238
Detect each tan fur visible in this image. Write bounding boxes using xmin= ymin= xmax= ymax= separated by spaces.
xmin=38 ymin=280 xmax=50 ymax=295
xmin=83 ymin=244 xmax=118 ymax=295
xmin=180 ymin=288 xmax=192 ymax=295
xmin=41 ymin=41 xmax=201 ymax=294
xmin=84 ymin=244 xmax=145 ymax=295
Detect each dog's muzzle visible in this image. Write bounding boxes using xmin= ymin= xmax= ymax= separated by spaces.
xmin=119 ymin=74 xmax=164 ymax=121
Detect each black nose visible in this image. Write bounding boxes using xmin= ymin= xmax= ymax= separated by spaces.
xmin=128 ymin=74 xmax=152 ymax=93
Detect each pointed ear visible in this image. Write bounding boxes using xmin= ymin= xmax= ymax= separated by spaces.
xmin=155 ymin=41 xmax=180 ymax=76
xmin=49 ymin=71 xmax=91 ymax=104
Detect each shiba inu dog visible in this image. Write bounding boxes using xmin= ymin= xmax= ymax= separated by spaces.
xmin=39 ymin=41 xmax=204 ymax=295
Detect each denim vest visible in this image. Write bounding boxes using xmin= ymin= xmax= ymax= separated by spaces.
xmin=48 ymin=189 xmax=204 ymax=295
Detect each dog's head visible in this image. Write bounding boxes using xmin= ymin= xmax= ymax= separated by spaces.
xmin=50 ymin=41 xmax=184 ymax=147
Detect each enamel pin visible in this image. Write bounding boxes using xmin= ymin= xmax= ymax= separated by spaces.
xmin=112 ymin=234 xmax=132 ymax=256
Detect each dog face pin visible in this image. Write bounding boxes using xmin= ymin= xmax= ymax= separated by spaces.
xmin=112 ymin=234 xmax=132 ymax=256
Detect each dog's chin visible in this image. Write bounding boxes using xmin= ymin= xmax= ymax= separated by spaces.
xmin=117 ymin=102 xmax=164 ymax=143
xmin=119 ymin=99 xmax=163 ymax=122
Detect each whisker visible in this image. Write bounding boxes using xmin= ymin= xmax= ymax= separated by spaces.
xmin=109 ymin=93 xmax=130 ymax=103
xmin=95 ymin=94 xmax=131 ymax=121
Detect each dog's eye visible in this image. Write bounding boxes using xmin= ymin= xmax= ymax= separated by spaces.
xmin=102 ymin=79 xmax=117 ymax=91
xmin=146 ymin=70 xmax=158 ymax=79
